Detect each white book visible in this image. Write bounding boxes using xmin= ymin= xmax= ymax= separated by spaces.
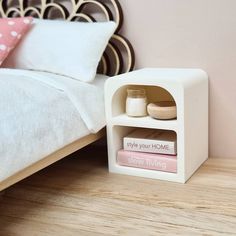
xmin=123 ymin=129 xmax=177 ymax=155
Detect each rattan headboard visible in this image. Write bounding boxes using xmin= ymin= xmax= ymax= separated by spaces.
xmin=0 ymin=0 xmax=135 ymax=76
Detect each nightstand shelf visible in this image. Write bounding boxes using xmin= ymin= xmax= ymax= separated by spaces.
xmin=111 ymin=163 xmax=178 ymax=181
xmin=105 ymin=68 xmax=208 ymax=183
xmin=112 ymin=114 xmax=178 ymax=131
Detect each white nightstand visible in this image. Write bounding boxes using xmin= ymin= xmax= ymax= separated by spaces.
xmin=105 ymin=68 xmax=208 ymax=183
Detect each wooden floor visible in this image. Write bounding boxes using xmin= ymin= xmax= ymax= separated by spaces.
xmin=0 ymin=145 xmax=235 ymax=236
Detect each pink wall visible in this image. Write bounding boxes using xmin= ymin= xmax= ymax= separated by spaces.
xmin=119 ymin=0 xmax=236 ymax=159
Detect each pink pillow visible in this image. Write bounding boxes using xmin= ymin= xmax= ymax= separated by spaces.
xmin=0 ymin=17 xmax=33 ymax=66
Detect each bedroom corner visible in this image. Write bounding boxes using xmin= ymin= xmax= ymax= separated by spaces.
xmin=0 ymin=0 xmax=235 ymax=235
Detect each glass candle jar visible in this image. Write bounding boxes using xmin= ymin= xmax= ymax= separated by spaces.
xmin=126 ymin=88 xmax=147 ymax=117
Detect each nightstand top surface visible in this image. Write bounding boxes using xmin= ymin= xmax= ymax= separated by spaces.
xmin=108 ymin=68 xmax=208 ymax=87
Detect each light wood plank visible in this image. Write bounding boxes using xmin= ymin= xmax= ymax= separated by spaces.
xmin=0 ymin=146 xmax=235 ymax=236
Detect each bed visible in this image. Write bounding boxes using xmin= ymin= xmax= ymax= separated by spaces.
xmin=0 ymin=0 xmax=135 ymax=191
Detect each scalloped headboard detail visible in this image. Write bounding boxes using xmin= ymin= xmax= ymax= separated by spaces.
xmin=0 ymin=0 xmax=135 ymax=76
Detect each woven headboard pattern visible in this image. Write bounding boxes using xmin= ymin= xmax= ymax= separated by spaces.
xmin=0 ymin=0 xmax=135 ymax=76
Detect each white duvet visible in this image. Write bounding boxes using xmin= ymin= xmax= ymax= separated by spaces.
xmin=0 ymin=69 xmax=108 ymax=181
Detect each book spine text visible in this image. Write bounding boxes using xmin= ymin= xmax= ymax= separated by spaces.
xmin=117 ymin=150 xmax=177 ymax=173
xmin=124 ymin=137 xmax=176 ymax=155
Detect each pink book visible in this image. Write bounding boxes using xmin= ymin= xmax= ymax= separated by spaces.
xmin=117 ymin=150 xmax=177 ymax=173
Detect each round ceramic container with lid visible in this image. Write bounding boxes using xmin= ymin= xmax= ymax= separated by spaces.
xmin=147 ymin=101 xmax=177 ymax=120
xmin=126 ymin=88 xmax=147 ymax=117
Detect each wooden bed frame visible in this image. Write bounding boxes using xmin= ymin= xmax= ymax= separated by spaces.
xmin=0 ymin=0 xmax=135 ymax=191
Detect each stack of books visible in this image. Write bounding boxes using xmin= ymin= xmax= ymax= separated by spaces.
xmin=117 ymin=129 xmax=177 ymax=173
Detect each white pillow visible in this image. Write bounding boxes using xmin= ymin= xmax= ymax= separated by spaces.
xmin=4 ymin=19 xmax=116 ymax=82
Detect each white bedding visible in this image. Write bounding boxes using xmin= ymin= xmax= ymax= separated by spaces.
xmin=0 ymin=69 xmax=108 ymax=182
